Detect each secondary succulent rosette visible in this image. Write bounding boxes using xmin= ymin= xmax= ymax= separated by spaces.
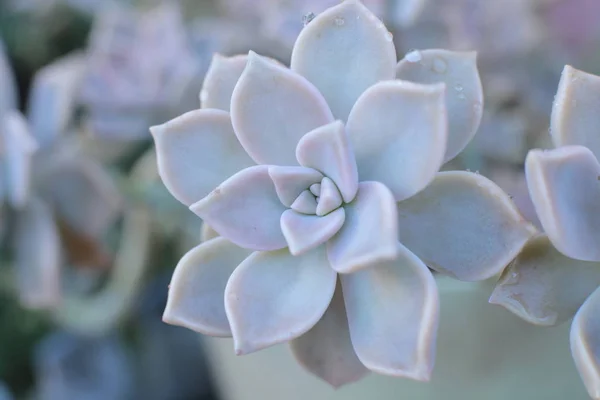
xmin=153 ymin=0 xmax=534 ymax=387
xmin=490 ymin=65 xmax=600 ymax=400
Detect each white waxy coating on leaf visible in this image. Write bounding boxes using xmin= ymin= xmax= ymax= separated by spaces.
xmin=291 ymin=0 xmax=396 ymax=121
xmin=201 ymin=54 xmax=248 ymax=111
xmin=268 ymin=165 xmax=322 ymax=207
xmin=290 ymin=283 xmax=368 ymax=388
xmin=151 ymin=109 xmax=254 ymax=207
xmin=281 ymin=208 xmax=345 ymax=255
xmin=296 ymin=121 xmax=358 ymax=203
xmin=490 ymin=235 xmax=600 ymax=326
xmin=231 ymin=51 xmax=333 ymax=166
xmin=526 ymin=146 xmax=600 ymax=262
xmin=571 ymin=286 xmax=600 ymax=400
xmin=347 ymin=81 xmax=447 ymax=202
xmin=396 ymin=49 xmax=483 ymax=163
xmin=290 ymin=190 xmax=318 ymax=215
xmin=15 ymin=197 xmax=61 ymax=309
xmin=163 ymin=237 xmax=251 ymax=336
xmin=551 ymin=65 xmax=600 ymax=161
xmin=397 ymin=171 xmax=536 ymax=281
xmin=224 ymin=246 xmax=336 ymax=355
xmin=327 ymin=181 xmax=398 ymax=274
xmin=191 ymin=165 xmax=288 ymax=251
xmin=341 ymin=242 xmax=438 ymax=380
xmin=316 ymin=177 xmax=342 ymax=216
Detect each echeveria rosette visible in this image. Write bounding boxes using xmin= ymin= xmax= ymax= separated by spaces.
xmin=153 ymin=0 xmax=534 ymax=387
xmin=489 ymin=65 xmax=600 ymax=399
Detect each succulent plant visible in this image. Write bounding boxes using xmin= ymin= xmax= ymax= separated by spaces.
xmin=152 ymin=0 xmax=535 ymax=388
xmin=490 ymin=65 xmax=600 ymax=399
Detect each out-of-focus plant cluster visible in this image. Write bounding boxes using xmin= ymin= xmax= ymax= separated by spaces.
xmin=0 ymin=0 xmax=599 ymax=398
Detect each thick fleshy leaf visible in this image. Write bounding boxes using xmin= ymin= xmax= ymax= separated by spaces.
xmin=224 ymin=246 xmax=337 ymax=354
xmin=396 ymin=49 xmax=483 ymax=162
xmin=551 ymin=65 xmax=600 ymax=160
xmin=526 ymin=146 xmax=600 ymax=262
xmin=290 ymin=190 xmax=318 ymax=215
xmin=190 ymin=165 xmax=287 ymax=251
xmin=290 ymin=282 xmax=368 ymax=388
xmin=296 ymin=121 xmax=358 ymax=203
xmin=201 ymin=54 xmax=248 ymax=111
xmin=2 ymin=110 xmax=38 ymax=208
xmin=397 ymin=171 xmax=536 ymax=281
xmin=27 ymin=52 xmax=86 ymax=148
xmin=290 ymin=0 xmax=396 ymax=120
xmin=231 ymin=51 xmax=333 ymax=165
xmin=268 ymin=166 xmax=322 ymax=207
xmin=309 ymin=183 xmax=321 ymax=196
xmin=151 ymin=109 xmax=254 ymax=206
xmin=316 ymin=177 xmax=342 ymax=216
xmin=341 ymin=242 xmax=438 ymax=380
xmin=328 ymin=181 xmax=398 ymax=274
xmin=347 ymin=81 xmax=446 ymax=201
xmin=280 ymin=208 xmax=345 ymax=255
xmin=571 ymin=286 xmax=600 ymax=399
xmin=163 ymin=237 xmax=251 ymax=336
xmin=490 ymin=235 xmax=600 ymax=326
xmin=14 ymin=198 xmax=61 ymax=308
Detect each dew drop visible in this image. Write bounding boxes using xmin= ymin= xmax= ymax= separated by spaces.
xmin=454 ymin=83 xmax=464 ymax=92
xmin=200 ymin=89 xmax=208 ymax=103
xmin=302 ymin=12 xmax=316 ymax=26
xmin=385 ymin=31 xmax=393 ymax=41
xmin=334 ymin=17 xmax=345 ymax=26
xmin=457 ymin=92 xmax=466 ymax=100
xmin=405 ymin=49 xmax=422 ymax=63
xmin=431 ymin=57 xmax=447 ymax=73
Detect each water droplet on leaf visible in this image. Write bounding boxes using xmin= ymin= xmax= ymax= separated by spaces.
xmin=405 ymin=49 xmax=422 ymax=63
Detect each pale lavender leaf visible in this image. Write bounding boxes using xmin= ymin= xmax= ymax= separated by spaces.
xmin=225 ymin=246 xmax=336 ymax=354
xmin=397 ymin=171 xmax=536 ymax=281
xmin=268 ymin=166 xmax=322 ymax=207
xmin=281 ymin=208 xmax=345 ymax=256
xmin=571 ymin=286 xmax=600 ymax=399
xmin=551 ymin=65 xmax=600 ymax=160
xmin=341 ymin=242 xmax=438 ymax=380
xmin=328 ymin=181 xmax=398 ymax=273
xmin=490 ymin=235 xmax=600 ymax=326
xmin=396 ymin=49 xmax=483 ymax=162
xmin=151 ymin=109 xmax=254 ymax=206
xmin=526 ymin=146 xmax=600 ymax=261
xmin=291 ymin=0 xmax=396 ymax=120
xmin=316 ymin=177 xmax=342 ymax=216
xmin=296 ymin=121 xmax=358 ymax=203
xmin=290 ymin=190 xmax=318 ymax=215
xmin=190 ymin=166 xmax=287 ymax=251
xmin=163 ymin=237 xmax=252 ymax=336
xmin=290 ymin=282 xmax=369 ymax=388
xmin=231 ymin=51 xmax=333 ymax=165
xmin=347 ymin=81 xmax=447 ymax=201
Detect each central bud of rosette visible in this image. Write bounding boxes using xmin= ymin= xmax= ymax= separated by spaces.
xmin=268 ymin=121 xmax=359 ymax=256
xmin=290 ymin=176 xmax=343 ymax=216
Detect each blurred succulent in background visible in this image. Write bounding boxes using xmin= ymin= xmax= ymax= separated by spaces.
xmin=80 ymin=2 xmax=203 ymax=141
xmin=153 ymin=0 xmax=535 ymax=387
xmin=0 ymin=45 xmax=156 ymax=339
xmin=34 ymin=331 xmax=133 ymax=400
xmin=490 ymin=66 xmax=600 ymax=399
